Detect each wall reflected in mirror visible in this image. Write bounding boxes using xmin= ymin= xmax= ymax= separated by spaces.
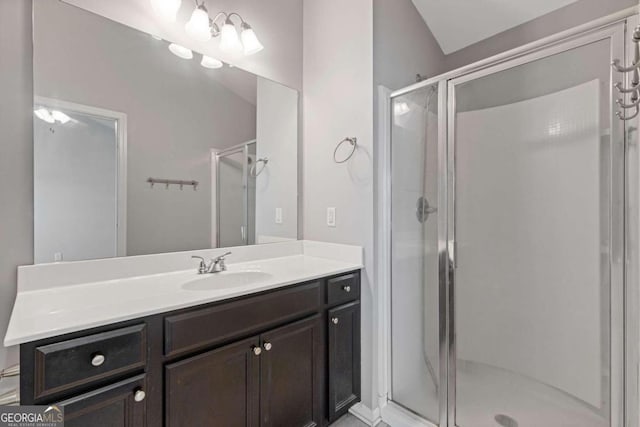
xmin=32 ymin=0 xmax=298 ymax=264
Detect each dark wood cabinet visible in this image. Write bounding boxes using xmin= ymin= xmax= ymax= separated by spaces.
xmin=165 ymin=336 xmax=260 ymax=427
xmin=56 ymin=374 xmax=147 ymax=427
xmin=260 ymin=315 xmax=322 ymax=427
xmin=20 ymin=271 xmax=361 ymax=427
xmin=327 ymin=302 xmax=361 ymax=422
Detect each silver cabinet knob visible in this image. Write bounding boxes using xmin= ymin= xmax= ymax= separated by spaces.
xmin=91 ymin=353 xmax=105 ymax=367
xmin=343 ymin=285 xmax=351 ymax=293
xmin=331 ymin=317 xmax=339 ymax=325
xmin=263 ymin=342 xmax=272 ymax=351
xmin=134 ymin=389 xmax=146 ymax=402
xmin=253 ymin=346 xmax=262 ymax=356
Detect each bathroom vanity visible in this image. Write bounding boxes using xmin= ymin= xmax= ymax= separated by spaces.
xmin=5 ymin=242 xmax=363 ymax=427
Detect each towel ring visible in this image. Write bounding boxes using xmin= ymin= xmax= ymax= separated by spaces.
xmin=250 ymin=158 xmax=269 ymax=177
xmin=334 ymin=137 xmax=357 ymax=163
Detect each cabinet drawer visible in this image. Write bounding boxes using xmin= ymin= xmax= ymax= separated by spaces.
xmin=56 ymin=374 xmax=147 ymax=427
xmin=327 ymin=272 xmax=360 ymax=306
xmin=34 ymin=324 xmax=146 ymax=400
xmin=164 ymin=281 xmax=322 ymax=356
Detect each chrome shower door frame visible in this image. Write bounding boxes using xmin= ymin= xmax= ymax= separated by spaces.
xmin=445 ymin=20 xmax=628 ymax=427
xmin=215 ymin=143 xmax=251 ymax=247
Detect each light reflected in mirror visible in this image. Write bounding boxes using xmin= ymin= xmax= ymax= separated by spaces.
xmin=32 ymin=0 xmax=298 ymax=264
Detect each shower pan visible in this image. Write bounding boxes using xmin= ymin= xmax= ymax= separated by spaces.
xmin=383 ymin=11 xmax=639 ymax=427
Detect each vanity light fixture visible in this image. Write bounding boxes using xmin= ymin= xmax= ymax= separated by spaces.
xmin=394 ymin=102 xmax=411 ymax=116
xmin=180 ymin=1 xmax=264 ymax=56
xmin=239 ymin=22 xmax=263 ymax=55
xmin=200 ymin=55 xmax=223 ymax=69
xmin=168 ymin=43 xmax=193 ymax=59
xmin=34 ymin=108 xmax=54 ymax=124
xmin=185 ymin=3 xmax=212 ymax=42
xmin=150 ymin=0 xmax=182 ymax=23
xmin=218 ymin=17 xmax=243 ymax=55
xmin=50 ymin=110 xmax=71 ymax=124
xmin=34 ymin=108 xmax=71 ymax=124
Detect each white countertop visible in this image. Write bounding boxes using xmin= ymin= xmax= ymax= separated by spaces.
xmin=4 ymin=242 xmax=363 ymax=346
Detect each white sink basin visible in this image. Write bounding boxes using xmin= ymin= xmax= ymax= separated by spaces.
xmin=182 ymin=271 xmax=273 ymax=291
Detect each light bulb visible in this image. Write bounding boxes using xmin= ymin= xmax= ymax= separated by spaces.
xmin=150 ymin=0 xmax=182 ymax=22
xmin=51 ymin=110 xmax=71 ymax=124
xmin=185 ymin=5 xmax=211 ymax=42
xmin=219 ymin=19 xmax=242 ymax=55
xmin=240 ymin=23 xmax=263 ymax=55
xmin=201 ymin=55 xmax=223 ymax=69
xmin=394 ymin=102 xmax=410 ymax=116
xmin=34 ymin=108 xmax=55 ymax=124
xmin=168 ymin=43 xmax=193 ymax=59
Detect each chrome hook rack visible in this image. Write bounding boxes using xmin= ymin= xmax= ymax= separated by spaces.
xmin=613 ymin=25 xmax=640 ymax=121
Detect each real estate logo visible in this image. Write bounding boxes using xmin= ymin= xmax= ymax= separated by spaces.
xmin=0 ymin=405 xmax=64 ymax=427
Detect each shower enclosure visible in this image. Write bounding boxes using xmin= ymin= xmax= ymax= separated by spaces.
xmin=216 ymin=141 xmax=257 ymax=247
xmin=383 ymin=12 xmax=639 ymax=427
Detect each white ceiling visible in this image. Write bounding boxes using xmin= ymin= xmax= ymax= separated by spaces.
xmin=411 ymin=0 xmax=579 ymax=54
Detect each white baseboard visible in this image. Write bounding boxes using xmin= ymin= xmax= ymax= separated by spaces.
xmin=349 ymin=402 xmax=382 ymax=426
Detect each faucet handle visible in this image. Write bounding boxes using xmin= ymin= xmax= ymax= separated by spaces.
xmin=212 ymin=251 xmax=232 ymax=262
xmin=191 ymin=256 xmax=207 ymax=274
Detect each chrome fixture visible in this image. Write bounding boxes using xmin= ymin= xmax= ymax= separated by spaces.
xmin=153 ymin=0 xmax=264 ymax=56
xmin=263 ymin=342 xmax=272 ymax=351
xmin=612 ymin=25 xmax=640 ymax=120
xmin=91 ymin=353 xmax=105 ymax=367
xmin=250 ymin=157 xmax=269 ymax=177
xmin=134 ymin=388 xmax=146 ymax=402
xmin=191 ymin=256 xmax=208 ymax=274
xmin=0 ymin=364 xmax=19 ymax=380
xmin=333 ymin=137 xmax=358 ymax=163
xmin=416 ymin=196 xmax=437 ymax=223
xmin=0 ymin=389 xmax=19 ymax=406
xmin=191 ymin=252 xmax=232 ymax=274
xmin=147 ymin=177 xmax=198 ymax=190
xmin=209 ymin=252 xmax=231 ymax=273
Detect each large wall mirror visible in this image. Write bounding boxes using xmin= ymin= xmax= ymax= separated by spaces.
xmin=32 ymin=0 xmax=299 ymax=263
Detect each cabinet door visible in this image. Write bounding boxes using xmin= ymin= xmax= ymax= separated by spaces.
xmin=165 ymin=336 xmax=260 ymax=427
xmin=56 ymin=374 xmax=146 ymax=427
xmin=260 ymin=315 xmax=322 ymax=427
xmin=328 ymin=302 xmax=361 ymax=422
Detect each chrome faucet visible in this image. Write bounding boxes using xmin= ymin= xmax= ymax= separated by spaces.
xmin=209 ymin=252 xmax=231 ymax=273
xmin=191 ymin=252 xmax=232 ymax=274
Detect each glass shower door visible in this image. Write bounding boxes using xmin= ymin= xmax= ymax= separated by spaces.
xmin=449 ymin=35 xmax=624 ymax=427
xmin=217 ymin=148 xmax=248 ymax=247
xmin=390 ymin=83 xmax=441 ymax=424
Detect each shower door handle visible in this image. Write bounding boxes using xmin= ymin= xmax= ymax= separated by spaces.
xmin=416 ymin=196 xmax=437 ymax=223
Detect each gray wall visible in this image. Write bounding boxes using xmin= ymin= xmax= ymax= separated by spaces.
xmin=0 ymin=0 xmax=33 ymax=394
xmin=34 ymin=0 xmax=257 ymax=256
xmin=444 ymin=0 xmax=636 ymax=70
xmin=303 ymin=0 xmax=375 ymax=410
xmin=255 ymin=77 xmax=299 ymax=243
xmin=373 ymin=0 xmax=446 ymax=91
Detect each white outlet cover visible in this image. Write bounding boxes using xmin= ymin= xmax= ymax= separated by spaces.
xmin=275 ymin=208 xmax=283 ymax=224
xmin=327 ymin=207 xmax=336 ymax=227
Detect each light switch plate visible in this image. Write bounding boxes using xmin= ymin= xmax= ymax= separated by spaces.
xmin=327 ymin=207 xmax=336 ymax=227
xmin=275 ymin=208 xmax=283 ymax=224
